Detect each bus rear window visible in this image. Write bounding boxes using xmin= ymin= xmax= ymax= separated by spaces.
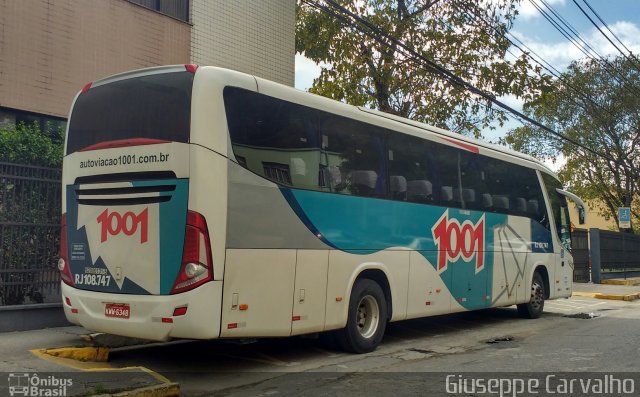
xmin=66 ymin=71 xmax=193 ymax=154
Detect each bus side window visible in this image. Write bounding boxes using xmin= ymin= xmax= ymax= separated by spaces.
xmin=224 ymin=87 xmax=323 ymax=191
xmin=319 ymin=116 xmax=387 ymax=198
xmin=541 ymin=173 xmax=572 ymax=251
xmin=388 ymin=133 xmax=435 ymax=204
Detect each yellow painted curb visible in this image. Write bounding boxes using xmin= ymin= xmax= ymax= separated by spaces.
xmin=572 ymin=291 xmax=640 ymax=301
xmin=601 ymin=278 xmax=640 ymax=286
xmin=31 ymin=348 xmax=176 ymax=396
xmin=593 ymin=293 xmax=640 ymax=301
xmin=571 ymin=291 xmax=598 ymax=298
xmin=41 ymin=346 xmax=110 ymax=362
xmin=110 ymin=382 xmax=180 ymax=397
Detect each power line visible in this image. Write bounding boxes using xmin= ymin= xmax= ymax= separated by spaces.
xmin=573 ymin=0 xmax=640 ymax=69
xmin=581 ymin=0 xmax=634 ymax=55
xmin=530 ymin=0 xmax=640 ymax=97
xmin=455 ymin=1 xmax=628 ymax=137
xmin=301 ymin=0 xmax=621 ymax=164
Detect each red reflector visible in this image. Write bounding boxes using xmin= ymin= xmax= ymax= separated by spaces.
xmin=71 ymin=309 xmax=79 ymax=314
xmin=161 ymin=318 xmax=173 ymax=323
xmin=292 ymin=315 xmax=301 ymax=321
xmin=227 ymin=323 xmax=238 ymax=329
xmin=59 ymin=214 xmax=75 ymax=287
xmin=173 ymin=306 xmax=188 ymax=316
xmin=185 ymin=64 xmax=198 ymax=74
xmin=81 ymin=82 xmax=92 ymax=93
xmin=425 ymin=301 xmax=431 ymax=306
xmin=65 ymin=297 xmax=72 ymax=307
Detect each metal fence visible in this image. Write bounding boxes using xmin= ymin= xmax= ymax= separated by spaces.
xmin=599 ymin=230 xmax=640 ymax=272
xmin=0 ymin=162 xmax=61 ymax=305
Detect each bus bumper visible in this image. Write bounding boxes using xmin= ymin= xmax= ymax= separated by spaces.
xmin=61 ymin=281 xmax=223 ymax=341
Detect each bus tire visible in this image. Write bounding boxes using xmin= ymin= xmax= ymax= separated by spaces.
xmin=336 ymin=278 xmax=387 ymax=354
xmin=517 ymin=272 xmax=545 ymax=319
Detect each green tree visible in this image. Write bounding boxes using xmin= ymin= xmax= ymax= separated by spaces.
xmin=505 ymin=57 xmax=640 ymax=232
xmin=0 ymin=122 xmax=64 ymax=167
xmin=296 ymin=0 xmax=549 ymax=137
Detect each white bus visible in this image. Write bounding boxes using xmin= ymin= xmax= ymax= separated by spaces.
xmin=59 ymin=65 xmax=585 ymax=353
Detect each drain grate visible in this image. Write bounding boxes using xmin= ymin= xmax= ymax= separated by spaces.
xmin=563 ymin=312 xmax=599 ymax=319
xmin=485 ymin=336 xmax=514 ymax=344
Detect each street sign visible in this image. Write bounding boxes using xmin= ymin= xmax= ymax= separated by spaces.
xmin=619 ymin=207 xmax=631 ymax=229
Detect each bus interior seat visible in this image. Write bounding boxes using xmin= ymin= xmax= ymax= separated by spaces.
xmin=407 ymin=180 xmax=432 ymax=203
xmin=390 ymin=175 xmax=407 ymax=200
xmin=441 ymin=186 xmax=453 ymax=202
xmin=527 ymin=199 xmax=539 ymax=214
xmin=515 ymin=197 xmax=527 ymax=213
xmin=493 ymin=195 xmax=510 ymax=210
xmin=350 ymin=170 xmax=378 ymax=197
xmin=454 ymin=188 xmax=476 ymax=208
xmin=482 ymin=193 xmax=493 ymax=209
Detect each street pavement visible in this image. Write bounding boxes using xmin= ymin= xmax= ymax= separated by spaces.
xmin=0 ymin=283 xmax=640 ymax=396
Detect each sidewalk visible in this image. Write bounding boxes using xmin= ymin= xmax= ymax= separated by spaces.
xmin=0 ymin=326 xmax=178 ymax=396
xmin=572 ymin=280 xmax=640 ymax=301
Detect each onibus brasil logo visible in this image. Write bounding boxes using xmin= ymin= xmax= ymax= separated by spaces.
xmin=8 ymin=373 xmax=72 ymax=396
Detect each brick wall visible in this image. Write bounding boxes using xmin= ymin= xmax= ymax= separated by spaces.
xmin=0 ymin=0 xmax=191 ymax=118
xmin=190 ymin=0 xmax=295 ymax=86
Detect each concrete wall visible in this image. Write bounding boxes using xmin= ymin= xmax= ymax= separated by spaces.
xmin=190 ymin=0 xmax=295 ymax=86
xmin=0 ymin=0 xmax=191 ymax=118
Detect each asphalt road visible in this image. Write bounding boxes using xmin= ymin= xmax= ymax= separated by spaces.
xmin=1 ymin=296 xmax=638 ymax=396
xmin=106 ymin=297 xmax=639 ymax=396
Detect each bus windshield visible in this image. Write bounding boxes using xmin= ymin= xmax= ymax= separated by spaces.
xmin=66 ymin=71 xmax=193 ymax=154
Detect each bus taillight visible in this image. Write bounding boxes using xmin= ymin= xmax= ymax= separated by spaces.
xmin=58 ymin=214 xmax=75 ymax=287
xmin=170 ymin=211 xmax=213 ymax=294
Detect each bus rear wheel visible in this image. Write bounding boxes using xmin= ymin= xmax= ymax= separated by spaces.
xmin=336 ymin=278 xmax=387 ymax=354
xmin=517 ymin=272 xmax=545 ymax=319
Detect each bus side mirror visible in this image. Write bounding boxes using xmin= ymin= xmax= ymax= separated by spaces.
xmin=578 ymin=206 xmax=586 ymax=225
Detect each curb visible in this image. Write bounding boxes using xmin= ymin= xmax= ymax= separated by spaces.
xmin=572 ymin=291 xmax=640 ymax=301
xmin=96 ymin=382 xmax=180 ymax=397
xmin=32 ymin=347 xmax=178 ymax=396
xmin=41 ymin=346 xmax=110 ymax=362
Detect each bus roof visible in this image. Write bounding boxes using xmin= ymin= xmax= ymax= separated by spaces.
xmin=73 ymin=64 xmax=557 ymax=178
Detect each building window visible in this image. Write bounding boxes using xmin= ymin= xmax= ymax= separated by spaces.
xmin=263 ymin=162 xmax=292 ymax=185
xmin=129 ymin=0 xmax=189 ymax=22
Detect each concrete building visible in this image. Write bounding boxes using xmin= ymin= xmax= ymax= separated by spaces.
xmin=569 ymin=200 xmax=618 ymax=231
xmin=0 ymin=0 xmax=295 ymax=130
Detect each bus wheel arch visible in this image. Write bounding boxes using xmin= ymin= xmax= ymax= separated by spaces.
xmin=534 ymin=265 xmax=550 ymax=300
xmin=336 ymin=276 xmax=388 ymax=353
xmin=518 ymin=266 xmax=548 ymax=319
xmin=355 ymin=269 xmax=392 ymax=321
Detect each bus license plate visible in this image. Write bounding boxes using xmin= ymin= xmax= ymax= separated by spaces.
xmin=105 ymin=303 xmax=130 ymax=319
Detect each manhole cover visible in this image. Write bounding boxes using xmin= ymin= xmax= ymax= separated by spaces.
xmin=485 ymin=336 xmax=514 ymax=344
xmin=563 ymin=312 xmax=599 ymax=319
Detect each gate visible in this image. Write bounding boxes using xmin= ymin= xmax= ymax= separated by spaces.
xmin=571 ymin=228 xmax=589 ymax=282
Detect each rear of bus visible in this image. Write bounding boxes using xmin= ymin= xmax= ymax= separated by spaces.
xmin=59 ymin=65 xmax=225 ymax=340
